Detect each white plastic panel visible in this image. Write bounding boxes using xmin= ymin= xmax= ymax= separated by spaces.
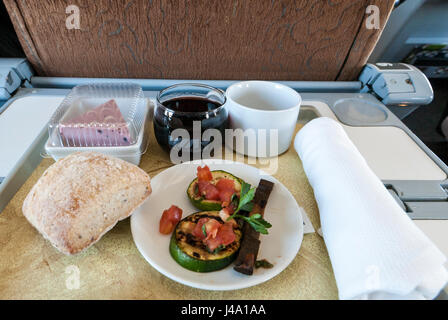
xmin=0 ymin=95 xmax=63 ymax=178
xmin=304 ymin=101 xmax=447 ymax=181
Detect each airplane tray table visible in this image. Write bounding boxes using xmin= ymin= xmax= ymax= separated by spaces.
xmin=0 ymin=81 xmax=447 ymax=299
xmin=0 ymin=121 xmax=337 ymax=299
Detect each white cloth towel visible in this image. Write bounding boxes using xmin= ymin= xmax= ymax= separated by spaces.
xmin=294 ymin=117 xmax=447 ymax=300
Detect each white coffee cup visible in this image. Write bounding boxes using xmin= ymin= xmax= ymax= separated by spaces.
xmin=225 ymin=81 xmax=301 ymax=157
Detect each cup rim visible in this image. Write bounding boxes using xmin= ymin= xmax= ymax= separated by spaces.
xmin=225 ymin=80 xmax=302 ymax=113
xmin=156 ymin=83 xmax=227 ymax=116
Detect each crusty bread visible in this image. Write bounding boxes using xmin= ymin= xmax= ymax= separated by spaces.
xmin=22 ymin=152 xmax=151 ymax=255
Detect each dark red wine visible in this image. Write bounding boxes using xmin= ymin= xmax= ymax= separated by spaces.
xmin=161 ymin=97 xmax=221 ymax=113
xmin=153 ymin=97 xmax=228 ymax=160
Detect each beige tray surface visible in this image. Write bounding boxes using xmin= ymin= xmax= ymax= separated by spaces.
xmin=0 ymin=124 xmax=337 ymax=299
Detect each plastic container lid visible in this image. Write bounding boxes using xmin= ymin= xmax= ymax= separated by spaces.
xmin=48 ymin=83 xmax=146 ymax=148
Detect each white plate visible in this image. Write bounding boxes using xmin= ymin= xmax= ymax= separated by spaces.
xmin=131 ymin=159 xmax=303 ymax=290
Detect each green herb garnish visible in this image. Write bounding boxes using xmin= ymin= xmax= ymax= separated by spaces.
xmin=212 ymin=244 xmax=226 ymax=254
xmin=194 ymin=183 xmax=199 ymax=195
xmin=230 ymin=185 xmax=253 ymax=212
xmin=234 ymin=214 xmax=272 ymax=235
xmin=202 ymin=224 xmax=207 ymax=237
xmin=255 ymin=259 xmax=274 ymax=269
xmin=227 ymin=182 xmax=272 ymax=234
xmin=229 ymin=182 xmax=254 ymax=216
xmin=207 ymin=245 xmax=224 ymax=254
xmin=240 ymin=202 xmax=254 ymax=212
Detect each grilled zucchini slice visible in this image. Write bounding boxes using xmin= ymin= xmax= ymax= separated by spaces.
xmin=169 ymin=211 xmax=242 ymax=272
xmin=186 ymin=170 xmax=243 ymax=211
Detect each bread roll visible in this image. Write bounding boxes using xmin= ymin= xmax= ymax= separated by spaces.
xmin=22 ymin=152 xmax=151 ymax=255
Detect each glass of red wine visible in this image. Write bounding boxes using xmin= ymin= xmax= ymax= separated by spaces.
xmin=154 ymin=83 xmax=228 ymax=161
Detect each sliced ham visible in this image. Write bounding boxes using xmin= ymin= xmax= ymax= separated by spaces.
xmin=59 ymin=99 xmax=131 ymax=147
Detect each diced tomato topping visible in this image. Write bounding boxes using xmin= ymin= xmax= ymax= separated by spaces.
xmin=216 ymin=178 xmax=236 ymax=206
xmin=193 ymin=218 xmax=222 ymax=241
xmin=205 ymin=236 xmax=222 ymax=251
xmin=219 ymin=188 xmax=235 ymax=206
xmin=205 ymin=222 xmax=236 ymax=251
xmin=197 ymin=181 xmax=208 ymax=194
xmin=191 ymin=215 xmax=237 ymax=251
xmin=204 ymin=219 xmax=221 ymax=240
xmin=198 ymin=181 xmax=220 ymax=200
xmin=159 ymin=205 xmax=183 ymax=235
xmin=216 ymin=178 xmax=235 ymax=192
xmin=197 ymin=181 xmax=206 ymax=195
xmin=197 ymin=165 xmax=213 ymax=182
xmin=159 ymin=215 xmax=175 ymax=235
xmin=192 ymin=218 xmax=209 ymax=240
xmin=218 ymin=222 xmax=236 ymax=246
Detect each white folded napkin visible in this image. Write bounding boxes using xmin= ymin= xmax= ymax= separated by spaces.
xmin=294 ymin=117 xmax=448 ymax=300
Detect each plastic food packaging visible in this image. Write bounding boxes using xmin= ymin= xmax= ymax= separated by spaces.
xmin=45 ymin=83 xmax=149 ymax=165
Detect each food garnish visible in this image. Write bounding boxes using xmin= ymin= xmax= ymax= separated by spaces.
xmin=187 ymin=166 xmax=243 ymax=211
xmin=227 ymin=181 xmax=272 ymax=235
xmin=234 ymin=179 xmax=274 ymax=275
xmin=190 ymin=166 xmax=271 ymax=235
xmin=168 ymin=167 xmax=274 ymax=274
xmin=255 ymin=259 xmax=274 ymax=269
xmin=159 ymin=205 xmax=183 ymax=235
xmin=170 ymin=211 xmax=242 ymax=272
xmin=197 ymin=165 xmax=213 ymax=181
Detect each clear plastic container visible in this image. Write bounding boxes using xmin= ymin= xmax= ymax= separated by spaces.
xmin=45 ymin=83 xmax=149 ymax=165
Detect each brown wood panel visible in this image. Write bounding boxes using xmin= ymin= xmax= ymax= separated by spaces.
xmin=337 ymin=0 xmax=395 ymax=80
xmin=4 ymin=0 xmax=394 ymax=80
